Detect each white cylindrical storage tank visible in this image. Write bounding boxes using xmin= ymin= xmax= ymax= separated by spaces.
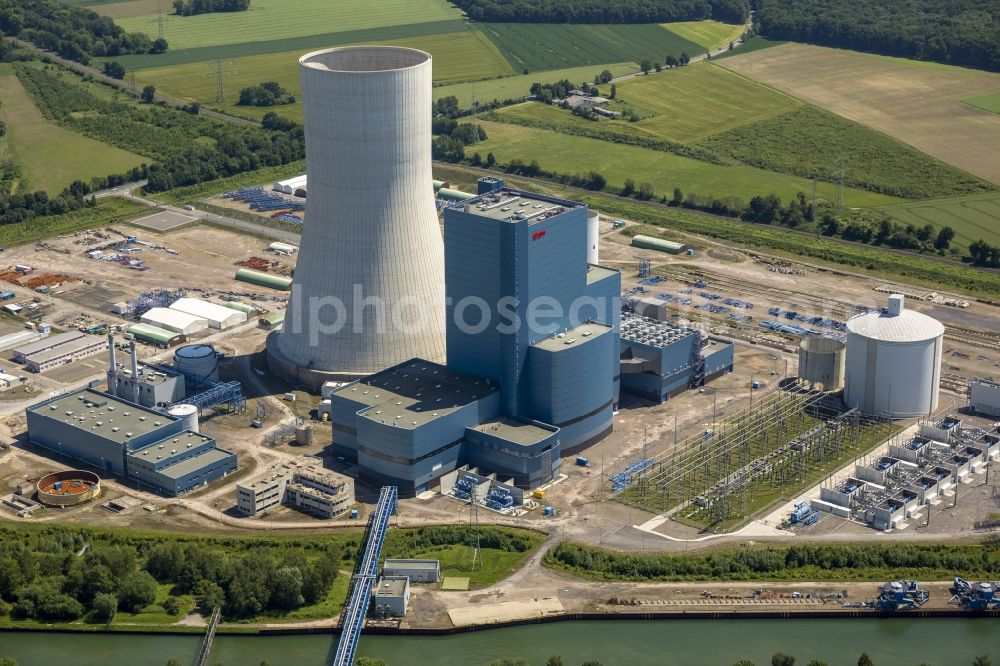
xmin=844 ymin=295 xmax=943 ymax=418
xmin=798 ymin=337 xmax=846 ymax=391
xmin=167 ymin=403 xmax=199 ymax=433
xmin=267 ymin=46 xmax=446 ymax=389
xmin=587 ymin=210 xmax=599 ymax=265
xmin=173 ymin=343 xmax=219 ymax=383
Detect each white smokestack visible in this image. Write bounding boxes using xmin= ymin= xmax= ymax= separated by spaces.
xmin=130 ymin=341 xmax=140 ymax=404
xmin=106 ymin=333 xmax=117 ymax=393
xmin=267 ymin=46 xmax=446 ymax=388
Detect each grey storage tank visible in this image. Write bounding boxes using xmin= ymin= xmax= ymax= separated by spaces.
xmin=798 ymin=337 xmax=846 ymax=391
xmin=844 ymin=295 xmax=943 ymax=418
xmin=173 ymin=344 xmax=219 ymax=383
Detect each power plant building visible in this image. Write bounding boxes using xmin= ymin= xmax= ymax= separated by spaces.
xmin=25 ymin=387 xmax=236 ymax=496
xmin=331 ymin=184 xmax=621 ymax=495
xmin=844 ymin=295 xmax=943 ymax=418
xmin=267 ymin=46 xmax=447 ymax=388
xmin=970 ymin=378 xmax=1000 ymax=418
xmin=618 ymin=314 xmax=734 ymax=403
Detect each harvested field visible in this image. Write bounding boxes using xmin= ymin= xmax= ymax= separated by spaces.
xmin=662 ymin=20 xmax=745 ymax=51
xmin=718 ymin=43 xmax=1000 ymax=185
xmin=879 ymin=191 xmax=1000 ymax=250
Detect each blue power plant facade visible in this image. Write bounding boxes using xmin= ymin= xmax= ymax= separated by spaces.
xmin=331 ymin=183 xmax=622 ymax=495
xmin=25 ymin=388 xmax=236 ymax=496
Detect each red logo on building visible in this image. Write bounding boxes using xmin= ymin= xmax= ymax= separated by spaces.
xmin=532 ymin=230 xmax=547 ymax=241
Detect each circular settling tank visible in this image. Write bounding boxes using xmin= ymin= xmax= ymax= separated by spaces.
xmin=36 ymin=470 xmax=101 ymax=507
xmin=174 ymin=343 xmax=219 ymax=383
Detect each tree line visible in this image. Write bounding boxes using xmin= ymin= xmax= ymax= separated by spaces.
xmin=13 ymin=64 xmax=305 ymax=193
xmin=172 ymin=0 xmax=251 ymax=16
xmin=238 ymin=80 xmax=295 ymax=107
xmin=754 ymin=0 xmax=1000 ymax=72
xmin=0 ymin=0 xmax=165 ymax=64
xmin=449 ymin=0 xmax=749 ymax=25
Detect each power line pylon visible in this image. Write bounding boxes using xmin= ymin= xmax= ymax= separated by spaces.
xmin=469 ymin=484 xmax=482 ymax=570
xmin=215 ymin=55 xmax=225 ymax=104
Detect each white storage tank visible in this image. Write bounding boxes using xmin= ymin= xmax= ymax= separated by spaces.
xmin=173 ymin=343 xmax=219 ymax=383
xmin=167 ymin=403 xmax=199 ymax=433
xmin=798 ymin=337 xmax=846 ymax=391
xmin=844 ymin=295 xmax=943 ymax=418
xmin=587 ymin=210 xmax=599 ymax=265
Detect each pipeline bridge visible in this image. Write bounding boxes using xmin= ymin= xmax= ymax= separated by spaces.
xmin=328 ymin=485 xmax=398 ymax=666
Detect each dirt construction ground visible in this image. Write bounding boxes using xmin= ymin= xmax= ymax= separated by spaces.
xmin=718 ymin=43 xmax=1000 ymax=185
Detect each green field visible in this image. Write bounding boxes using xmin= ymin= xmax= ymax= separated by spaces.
xmin=138 ymin=30 xmax=515 ymax=121
xmin=434 ymin=62 xmax=638 ymax=107
xmin=115 ymin=0 xmax=464 ymax=52
xmin=662 ymin=20 xmax=745 ymax=51
xmin=471 ymin=120 xmax=900 ymax=207
xmin=0 ymin=68 xmax=147 ymax=194
xmin=698 ymin=105 xmax=992 ymax=199
xmin=964 ymin=91 xmax=1000 ymax=114
xmin=879 ymin=191 xmax=1000 ymax=249
xmin=614 ymin=62 xmax=801 ymax=142
xmin=92 ymin=0 xmax=164 ymax=19
xmin=479 ymin=23 xmax=702 ymax=73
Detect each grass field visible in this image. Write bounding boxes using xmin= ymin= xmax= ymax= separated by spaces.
xmin=610 ymin=62 xmax=801 ymax=143
xmin=662 ymin=20 xmax=744 ymax=51
xmin=115 ymin=0 xmax=464 ymax=52
xmin=471 ymin=120 xmax=900 ymax=207
xmin=479 ymin=23 xmax=702 ymax=73
xmin=879 ymin=192 xmax=1000 ymax=250
xmin=698 ymin=105 xmax=992 ymax=199
xmin=138 ymin=30 xmax=515 ymax=121
xmin=433 ymin=62 xmax=638 ymax=107
xmin=92 ymin=0 xmax=163 ymax=19
xmin=719 ymin=43 xmax=1000 ymax=186
xmin=0 ymin=69 xmax=147 ymax=194
xmin=964 ymin=91 xmax=1000 ymax=114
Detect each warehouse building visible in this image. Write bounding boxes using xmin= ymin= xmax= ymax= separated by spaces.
xmin=0 ymin=372 xmax=20 ymax=391
xmin=630 ymin=234 xmax=693 ymax=255
xmin=25 ymin=388 xmax=237 ymax=494
xmin=12 ymin=330 xmax=87 ymax=363
xmin=169 ymin=297 xmax=247 ymax=330
xmin=23 ymin=334 xmax=107 ymax=373
xmin=619 ymin=314 xmax=734 ymax=403
xmin=382 ymin=559 xmax=440 ymax=583
xmin=127 ymin=323 xmax=186 ymax=348
xmin=236 ymin=462 xmax=354 ymax=518
xmin=0 ymin=329 xmax=46 ymax=352
xmin=332 ymin=185 xmax=621 ymax=495
xmin=140 ymin=307 xmax=209 ymax=336
xmin=372 ymin=577 xmax=409 ymax=618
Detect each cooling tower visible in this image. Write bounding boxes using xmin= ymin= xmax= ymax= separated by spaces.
xmin=267 ymin=46 xmax=447 ymax=389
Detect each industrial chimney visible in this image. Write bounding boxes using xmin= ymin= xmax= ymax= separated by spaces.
xmin=130 ymin=341 xmax=140 ymax=404
xmin=267 ymin=46 xmax=446 ymax=389
xmin=106 ymin=333 xmax=117 ymax=394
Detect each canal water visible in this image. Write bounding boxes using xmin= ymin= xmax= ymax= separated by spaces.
xmin=0 ymin=619 xmax=997 ymax=665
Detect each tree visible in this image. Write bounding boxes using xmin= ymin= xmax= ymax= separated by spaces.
xmin=166 ymin=660 xmax=182 ymax=666
xmin=92 ymin=592 xmax=117 ymax=624
xmin=356 ymin=659 xmax=387 ymax=666
xmin=547 ymin=657 xmax=564 ymax=666
xmin=934 ymin=226 xmax=954 ymax=250
xmin=637 ymin=182 xmax=655 ymax=200
xmin=581 ymin=662 xmax=604 ymax=666
xmin=672 ymin=187 xmax=684 ymax=206
xmin=146 ymin=543 xmax=185 ymax=581
xmin=118 ymin=571 xmax=157 ymax=613
xmin=680 ymin=52 xmax=690 ymax=65
xmin=270 ymin=567 xmax=304 ymax=611
xmin=103 ymin=61 xmax=125 ymax=79
xmin=150 ymin=38 xmax=168 ymax=54
xmin=621 ymin=178 xmax=636 ymax=196
xmin=431 ymin=136 xmax=465 ymax=163
xmin=805 ymin=661 xmax=828 ymax=666
xmin=598 ymin=69 xmax=613 ymax=83
xmin=162 ymin=596 xmax=181 ymax=616
xmin=666 ymin=54 xmax=678 ymax=67
xmin=609 ymin=83 xmax=616 ymax=99
xmin=141 ymin=85 xmax=156 ymax=103
xmin=654 ymin=62 xmax=662 ymax=72
xmin=772 ymin=654 xmax=795 ymax=666
xmin=857 ymin=654 xmax=874 ymax=666
xmin=733 ymin=661 xmax=756 ymax=666
xmin=640 ymin=59 xmax=652 ymax=74
xmin=973 ymin=658 xmax=991 ymax=666
xmin=194 ymin=579 xmax=225 ymax=614
xmin=0 ymin=659 xmax=18 ymax=666
xmin=485 ymin=152 xmax=496 ymax=167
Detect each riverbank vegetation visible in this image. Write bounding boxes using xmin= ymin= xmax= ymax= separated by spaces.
xmin=0 ymin=524 xmax=543 ymax=629
xmin=544 ymin=539 xmax=1000 ymax=582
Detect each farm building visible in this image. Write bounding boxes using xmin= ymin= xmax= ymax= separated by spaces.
xmin=141 ymin=307 xmax=209 ymax=335
xmin=127 ymin=323 xmax=186 ymax=348
xmin=630 ymin=235 xmax=693 ymax=255
xmin=169 ymin=297 xmax=247 ymax=330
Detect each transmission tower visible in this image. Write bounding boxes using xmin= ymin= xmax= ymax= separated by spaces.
xmin=469 ymin=484 xmax=482 ymax=570
xmin=156 ymin=1 xmax=165 ymax=41
xmin=215 ymin=55 xmax=226 ymax=104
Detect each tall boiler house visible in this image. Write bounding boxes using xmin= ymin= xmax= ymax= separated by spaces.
xmin=267 ymin=46 xmax=447 ymax=389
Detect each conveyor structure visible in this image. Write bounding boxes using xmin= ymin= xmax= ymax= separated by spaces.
xmin=329 ymin=485 xmax=397 ymax=666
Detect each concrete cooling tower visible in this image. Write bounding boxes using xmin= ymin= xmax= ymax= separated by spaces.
xmin=267 ymin=46 xmax=447 ymax=389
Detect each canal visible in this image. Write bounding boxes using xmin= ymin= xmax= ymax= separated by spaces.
xmin=0 ymin=619 xmax=996 ymax=665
